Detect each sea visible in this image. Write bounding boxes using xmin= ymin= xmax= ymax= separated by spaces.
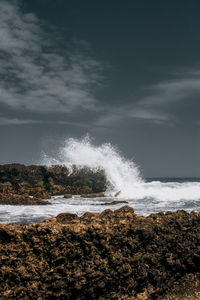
xmin=1 ymin=137 xmax=200 ymax=224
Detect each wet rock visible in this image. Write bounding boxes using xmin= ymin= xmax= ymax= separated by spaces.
xmin=102 ymin=200 xmax=128 ymax=205
xmin=114 ymin=191 xmax=121 ymax=197
xmin=80 ymin=192 xmax=105 ymax=198
xmin=63 ymin=194 xmax=72 ymax=198
xmin=0 ymin=164 xmax=107 ymax=205
xmin=0 ymin=192 xmax=50 ymax=205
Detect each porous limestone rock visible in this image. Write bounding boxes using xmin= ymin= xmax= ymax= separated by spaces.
xmin=1 ymin=206 xmax=200 ymax=299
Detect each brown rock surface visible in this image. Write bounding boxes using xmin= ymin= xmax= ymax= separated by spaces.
xmin=80 ymin=192 xmax=106 ymax=198
xmin=1 ymin=206 xmax=200 ymax=299
xmin=63 ymin=194 xmax=73 ymax=198
xmin=0 ymin=164 xmax=107 ymax=205
xmin=0 ymin=192 xmax=50 ymax=205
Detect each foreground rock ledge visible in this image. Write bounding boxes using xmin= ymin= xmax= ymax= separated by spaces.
xmin=1 ymin=206 xmax=200 ymax=299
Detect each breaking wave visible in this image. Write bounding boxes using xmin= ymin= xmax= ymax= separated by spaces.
xmin=1 ymin=136 xmax=200 ymax=224
xmin=42 ymin=135 xmax=142 ymax=193
xmin=42 ymin=136 xmax=200 ymax=202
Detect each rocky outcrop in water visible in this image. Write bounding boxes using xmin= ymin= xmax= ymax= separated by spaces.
xmin=0 ymin=193 xmax=50 ymax=205
xmin=80 ymin=192 xmax=105 ymax=198
xmin=0 ymin=164 xmax=107 ymax=205
xmin=1 ymin=206 xmax=200 ymax=299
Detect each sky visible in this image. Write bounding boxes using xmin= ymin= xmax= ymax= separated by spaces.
xmin=0 ymin=0 xmax=200 ymax=177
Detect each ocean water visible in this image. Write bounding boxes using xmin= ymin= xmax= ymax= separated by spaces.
xmin=1 ymin=137 xmax=200 ymax=224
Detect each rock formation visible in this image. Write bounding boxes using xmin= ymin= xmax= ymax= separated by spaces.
xmin=0 ymin=164 xmax=107 ymax=205
xmin=80 ymin=192 xmax=105 ymax=198
xmin=1 ymin=206 xmax=200 ymax=299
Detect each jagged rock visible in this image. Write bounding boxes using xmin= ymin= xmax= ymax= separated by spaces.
xmin=56 ymin=212 xmax=79 ymax=223
xmin=1 ymin=206 xmax=200 ymax=299
xmin=0 ymin=164 xmax=107 ymax=205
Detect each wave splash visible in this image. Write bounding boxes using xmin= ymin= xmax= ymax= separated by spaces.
xmin=42 ymin=136 xmax=200 ymax=202
xmin=42 ymin=136 xmax=142 ymax=194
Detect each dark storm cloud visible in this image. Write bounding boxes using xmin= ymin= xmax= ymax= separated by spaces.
xmin=0 ymin=0 xmax=102 ymax=124
xmin=130 ymin=71 xmax=200 ymax=123
xmin=1 ymin=0 xmax=200 ymax=176
xmin=1 ymin=0 xmax=200 ymax=129
xmin=95 ymin=69 xmax=200 ymax=127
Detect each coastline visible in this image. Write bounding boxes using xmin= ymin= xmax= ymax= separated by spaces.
xmin=0 ymin=164 xmax=107 ymax=205
xmin=1 ymin=205 xmax=200 ymax=299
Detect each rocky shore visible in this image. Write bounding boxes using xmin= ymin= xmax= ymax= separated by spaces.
xmin=0 ymin=164 xmax=107 ymax=205
xmin=1 ymin=206 xmax=200 ymax=299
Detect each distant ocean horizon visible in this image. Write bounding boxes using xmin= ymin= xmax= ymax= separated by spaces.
xmin=146 ymin=177 xmax=200 ymax=182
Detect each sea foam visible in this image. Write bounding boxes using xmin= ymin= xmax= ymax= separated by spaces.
xmin=1 ymin=137 xmax=200 ymax=224
xmin=42 ymin=136 xmax=200 ymax=202
xmin=42 ymin=135 xmax=142 ymax=194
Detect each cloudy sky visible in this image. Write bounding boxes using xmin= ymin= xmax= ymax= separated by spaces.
xmin=1 ymin=0 xmax=200 ymax=177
